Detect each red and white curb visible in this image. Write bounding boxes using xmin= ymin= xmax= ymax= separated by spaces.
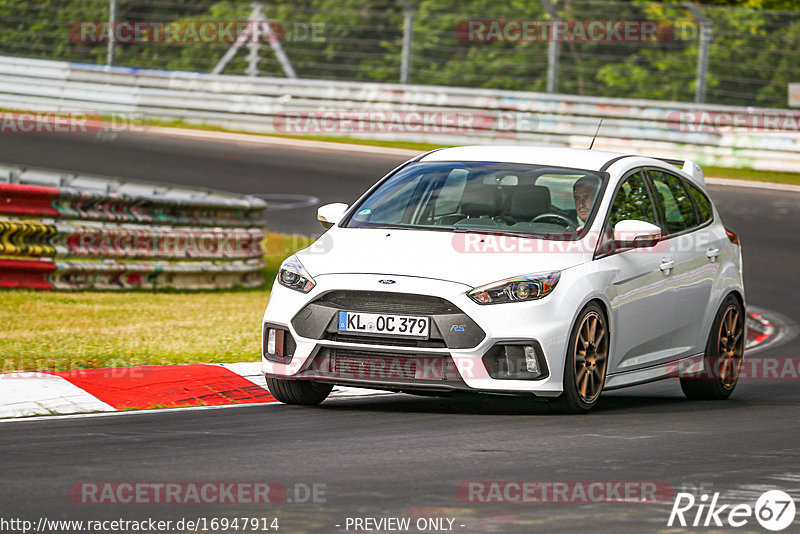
xmin=0 ymin=310 xmax=787 ymax=420
xmin=0 ymin=363 xmax=386 ymax=420
xmin=746 ymin=312 xmax=774 ymax=348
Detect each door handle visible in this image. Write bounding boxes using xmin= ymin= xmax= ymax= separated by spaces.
xmin=660 ymin=259 xmax=675 ymax=273
xmin=706 ymin=248 xmax=720 ymax=262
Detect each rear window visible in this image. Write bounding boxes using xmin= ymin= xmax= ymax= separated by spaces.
xmin=649 ymin=170 xmax=701 ymax=234
xmin=686 ymin=180 xmax=713 ymax=223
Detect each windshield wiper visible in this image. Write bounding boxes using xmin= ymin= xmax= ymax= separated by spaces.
xmin=349 ymin=224 xmax=412 ymax=230
xmin=348 ymin=224 xmax=566 ymax=240
xmin=452 ymin=228 xmax=556 ymax=240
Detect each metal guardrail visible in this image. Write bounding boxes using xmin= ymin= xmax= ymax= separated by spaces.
xmin=1 ymin=55 xmax=799 ymax=172
xmin=0 ymin=163 xmax=267 ymax=290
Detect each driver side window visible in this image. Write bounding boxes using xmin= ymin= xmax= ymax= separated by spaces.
xmin=608 ymin=172 xmax=658 ymax=227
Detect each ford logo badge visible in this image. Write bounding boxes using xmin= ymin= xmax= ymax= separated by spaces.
xmin=378 ymin=279 xmax=396 ymax=285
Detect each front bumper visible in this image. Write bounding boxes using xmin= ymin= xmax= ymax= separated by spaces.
xmin=262 ymin=273 xmax=570 ymax=396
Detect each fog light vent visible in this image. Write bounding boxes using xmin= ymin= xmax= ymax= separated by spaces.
xmin=482 ymin=342 xmax=547 ymax=380
xmin=263 ymin=325 xmax=295 ymax=364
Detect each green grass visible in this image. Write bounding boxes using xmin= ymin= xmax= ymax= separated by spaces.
xmin=0 ymin=232 xmax=317 ymax=373
xmin=0 ymin=290 xmax=266 ymax=372
xmin=702 ymin=166 xmax=800 ymax=185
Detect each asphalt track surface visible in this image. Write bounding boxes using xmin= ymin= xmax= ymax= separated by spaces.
xmin=1 ymin=130 xmax=799 ymax=533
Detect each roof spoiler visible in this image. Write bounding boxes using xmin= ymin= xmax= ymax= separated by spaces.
xmin=657 ymin=158 xmax=706 ymax=189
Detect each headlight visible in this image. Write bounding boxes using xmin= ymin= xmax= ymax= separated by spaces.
xmin=277 ymin=255 xmax=316 ymax=293
xmin=468 ymin=271 xmax=560 ymax=305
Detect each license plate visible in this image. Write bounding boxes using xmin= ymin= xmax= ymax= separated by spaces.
xmin=337 ymin=311 xmax=429 ymax=339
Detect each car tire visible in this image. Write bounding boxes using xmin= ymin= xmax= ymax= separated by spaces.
xmin=552 ymin=302 xmax=609 ymax=414
xmin=680 ymin=294 xmax=744 ymax=400
xmin=266 ymin=378 xmax=333 ymax=406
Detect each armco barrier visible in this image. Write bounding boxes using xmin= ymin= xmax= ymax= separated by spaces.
xmin=0 ymin=164 xmax=267 ymax=290
xmin=0 ymin=165 xmax=265 ymax=227
xmin=0 ymin=258 xmax=264 ymax=291
xmin=1 ymin=55 xmax=799 ymax=172
xmin=0 ymin=183 xmax=61 ymax=218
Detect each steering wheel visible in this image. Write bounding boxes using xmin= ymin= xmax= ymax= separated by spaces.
xmin=532 ymin=213 xmax=578 ymax=230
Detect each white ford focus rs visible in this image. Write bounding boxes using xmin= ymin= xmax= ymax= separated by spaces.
xmin=262 ymin=146 xmax=745 ymax=413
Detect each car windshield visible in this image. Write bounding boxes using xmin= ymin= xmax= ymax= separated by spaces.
xmin=343 ymin=161 xmax=607 ymax=238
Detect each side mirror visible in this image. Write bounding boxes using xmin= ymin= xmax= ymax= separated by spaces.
xmin=317 ymin=203 xmax=349 ymax=230
xmin=613 ymin=219 xmax=662 ymax=249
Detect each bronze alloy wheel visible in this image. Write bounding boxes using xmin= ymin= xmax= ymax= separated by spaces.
xmin=574 ymin=310 xmax=609 ymax=404
xmin=680 ymin=294 xmax=744 ymax=401
xmin=717 ymin=304 xmax=744 ymax=390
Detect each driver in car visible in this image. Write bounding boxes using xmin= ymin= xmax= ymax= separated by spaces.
xmin=573 ymin=175 xmax=602 ymax=231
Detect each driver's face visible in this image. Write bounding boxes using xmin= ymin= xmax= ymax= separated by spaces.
xmin=574 ymin=188 xmax=596 ymax=221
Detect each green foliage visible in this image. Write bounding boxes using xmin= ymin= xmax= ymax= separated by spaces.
xmin=1 ymin=0 xmax=798 ymax=107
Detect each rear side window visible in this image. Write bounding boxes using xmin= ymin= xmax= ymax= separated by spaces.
xmin=648 ymin=170 xmax=700 ymax=234
xmin=686 ymin=181 xmax=712 ymax=223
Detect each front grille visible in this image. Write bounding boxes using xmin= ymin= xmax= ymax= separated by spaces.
xmin=314 ymin=291 xmax=459 ymax=315
xmin=308 ymin=347 xmax=460 ymax=381
xmin=325 ymin=333 xmax=447 ymax=348
xmin=292 ymin=290 xmax=485 ymax=350
xmin=332 ymin=353 xmax=417 ymax=380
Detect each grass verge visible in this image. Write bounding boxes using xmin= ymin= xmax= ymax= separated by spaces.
xmin=702 ymin=166 xmax=800 ymax=185
xmin=0 ymin=290 xmax=266 ymax=372
xmin=0 ymin=232 xmax=316 ymax=373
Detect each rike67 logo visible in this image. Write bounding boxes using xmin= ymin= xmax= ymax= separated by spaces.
xmin=668 ymin=490 xmax=796 ymax=531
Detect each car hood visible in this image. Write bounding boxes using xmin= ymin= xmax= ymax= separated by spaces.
xmin=297 ymin=227 xmax=590 ymax=288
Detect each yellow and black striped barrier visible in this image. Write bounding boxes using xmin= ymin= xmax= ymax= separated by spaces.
xmin=0 ymin=219 xmax=57 ymax=257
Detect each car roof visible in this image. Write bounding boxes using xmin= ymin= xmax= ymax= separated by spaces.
xmin=416 ymin=145 xmax=706 ymax=189
xmin=417 ymin=146 xmax=629 ymax=171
